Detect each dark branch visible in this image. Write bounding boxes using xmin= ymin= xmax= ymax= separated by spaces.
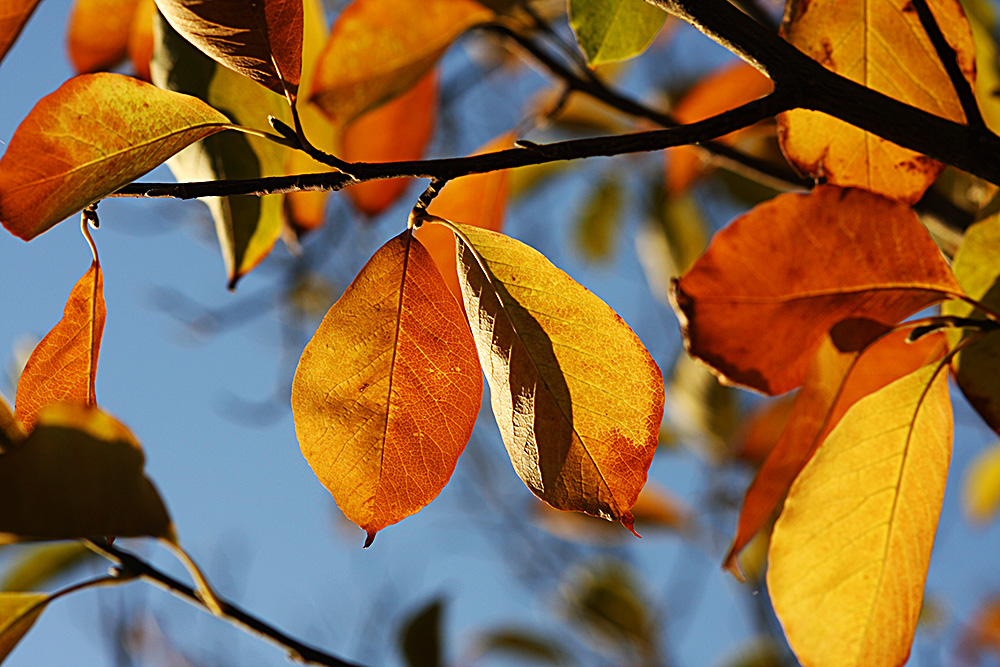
xmin=91 ymin=541 xmax=366 ymax=667
xmin=910 ymin=0 xmax=984 ymax=130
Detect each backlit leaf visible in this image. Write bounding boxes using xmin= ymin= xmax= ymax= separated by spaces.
xmin=0 ymin=403 xmax=174 ymax=543
xmin=418 ymin=133 xmax=513 ymax=297
xmin=1 ymin=543 xmax=94 ymax=591
xmin=15 ymin=259 xmax=105 ymax=432
xmin=291 ymin=231 xmax=482 ymax=546
xmin=666 ymin=61 xmax=773 ymax=194
xmin=152 ymin=14 xmax=289 ymax=287
xmin=450 ymin=223 xmax=663 ymax=531
xmin=963 ymin=442 xmax=1000 ymax=524
xmin=67 ymin=0 xmax=143 ymax=73
xmin=569 ymin=0 xmax=667 ymax=66
xmin=311 ymin=0 xmax=492 ymax=125
xmin=154 ymin=0 xmax=302 ymax=99
xmin=941 ymin=213 xmax=1000 ymax=432
xmin=778 ymin=0 xmax=975 ymax=203
xmin=964 ymin=0 xmax=1000 ymax=134
xmin=0 ymin=73 xmax=233 ymax=240
xmin=670 ymin=186 xmax=963 ymax=395
xmin=0 ymin=0 xmax=40 ymax=65
xmin=0 ymin=593 xmax=48 ymax=662
xmin=342 ymin=70 xmax=438 ymax=217
xmin=724 ymin=324 xmax=947 ymax=575
xmin=767 ymin=362 xmax=952 ymax=667
xmin=127 ymin=0 xmax=156 ymax=81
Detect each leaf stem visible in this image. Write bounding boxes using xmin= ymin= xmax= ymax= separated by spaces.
xmin=86 ymin=540 xmax=366 ymax=667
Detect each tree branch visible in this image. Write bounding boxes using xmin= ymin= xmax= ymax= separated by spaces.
xmin=112 ymin=95 xmax=786 ymax=199
xmin=910 ymin=0 xmax=984 ymax=130
xmin=89 ymin=541 xmax=366 ymax=667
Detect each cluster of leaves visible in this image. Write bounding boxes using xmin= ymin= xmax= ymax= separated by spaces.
xmin=2 ymin=0 xmax=1000 ymax=665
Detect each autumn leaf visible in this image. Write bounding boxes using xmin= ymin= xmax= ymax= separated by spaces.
xmin=342 ymin=70 xmax=438 ymax=217
xmin=417 ymin=133 xmax=513 ymax=297
xmin=154 ymin=0 xmax=302 ymax=99
xmin=15 ymin=259 xmax=105 ymax=432
xmin=152 ymin=14 xmax=290 ymax=287
xmin=291 ymin=231 xmax=482 ymax=546
xmin=724 ymin=324 xmax=947 ymax=576
xmin=67 ymin=0 xmax=143 ymax=73
xmin=942 ymin=212 xmax=1000 ymax=432
xmin=768 ymin=361 xmax=952 ymax=667
xmin=447 ymin=223 xmax=663 ymax=532
xmin=963 ymin=442 xmax=1000 ymax=524
xmin=666 ymin=60 xmax=773 ymax=194
xmin=127 ymin=0 xmax=156 ymax=81
xmin=0 ymin=593 xmax=48 ymax=662
xmin=569 ymin=0 xmax=667 ymax=66
xmin=0 ymin=0 xmax=40 ymax=64
xmin=0 ymin=73 xmax=235 ymax=240
xmin=778 ymin=0 xmax=975 ymax=203
xmin=1 ymin=543 xmax=95 ymax=591
xmin=0 ymin=403 xmax=174 ymax=543
xmin=310 ymin=0 xmax=492 ymax=125
xmin=671 ymin=186 xmax=963 ymax=395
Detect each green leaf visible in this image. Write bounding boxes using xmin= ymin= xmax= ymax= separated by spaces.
xmin=569 ymin=0 xmax=667 ymax=66
xmin=151 ymin=13 xmax=289 ymax=288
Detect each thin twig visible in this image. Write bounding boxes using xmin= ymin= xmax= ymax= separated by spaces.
xmin=910 ymin=0 xmax=984 ymax=130
xmin=88 ymin=541 xmax=366 ymax=667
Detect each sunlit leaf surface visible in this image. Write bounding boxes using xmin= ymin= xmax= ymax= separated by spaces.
xmin=569 ymin=0 xmax=667 ymax=66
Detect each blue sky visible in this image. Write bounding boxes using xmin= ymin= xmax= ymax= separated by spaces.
xmin=2 ymin=1 xmax=1000 ymax=666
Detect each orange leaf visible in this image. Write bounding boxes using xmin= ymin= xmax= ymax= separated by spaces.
xmin=341 ymin=70 xmax=438 ymax=217
xmin=67 ymin=0 xmax=142 ymax=73
xmin=767 ymin=361 xmax=952 ymax=667
xmin=0 ymin=73 xmax=233 ymax=240
xmin=417 ymin=132 xmax=513 ymax=297
xmin=778 ymin=0 xmax=975 ymax=203
xmin=311 ymin=0 xmax=492 ymax=125
xmin=666 ymin=60 xmax=773 ymax=194
xmin=291 ymin=231 xmax=482 ymax=546
xmin=0 ymin=403 xmax=174 ymax=543
xmin=670 ymin=186 xmax=963 ymax=395
xmin=450 ymin=223 xmax=663 ymax=532
xmin=723 ymin=324 xmax=947 ymax=575
xmin=127 ymin=0 xmax=156 ymax=81
xmin=154 ymin=0 xmax=302 ymax=98
xmin=15 ymin=259 xmax=105 ymax=432
xmin=0 ymin=0 xmax=41 ymax=65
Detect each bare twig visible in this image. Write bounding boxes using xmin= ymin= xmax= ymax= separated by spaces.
xmin=88 ymin=541 xmax=366 ymax=667
xmin=910 ymin=0 xmax=984 ymax=130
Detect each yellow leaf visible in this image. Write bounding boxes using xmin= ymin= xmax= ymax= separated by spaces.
xmin=767 ymin=362 xmax=952 ymax=667
xmin=291 ymin=231 xmax=482 ymax=546
xmin=0 ymin=403 xmax=174 ymax=543
xmin=15 ymin=260 xmax=105 ymax=432
xmin=778 ymin=0 xmax=975 ymax=203
xmin=448 ymin=223 xmax=663 ymax=532
xmin=1 ymin=542 xmax=94 ymax=591
xmin=0 ymin=592 xmax=48 ymax=662
xmin=310 ymin=0 xmax=492 ymax=125
xmin=0 ymin=73 xmax=233 ymax=240
xmin=963 ymin=442 xmax=1000 ymax=524
xmin=942 ymin=212 xmax=1000 ymax=432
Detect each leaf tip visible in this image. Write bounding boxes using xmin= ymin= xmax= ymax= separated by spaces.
xmin=722 ymin=549 xmax=747 ymax=582
xmin=364 ymin=530 xmax=377 ymax=548
xmin=621 ymin=512 xmax=640 ymax=538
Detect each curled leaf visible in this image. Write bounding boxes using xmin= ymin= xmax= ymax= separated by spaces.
xmin=292 ymin=231 xmax=482 ymax=546
xmin=450 ymin=223 xmax=663 ymax=532
xmin=0 ymin=73 xmax=233 ymax=240
xmin=15 ymin=259 xmax=105 ymax=432
xmin=154 ymin=0 xmax=302 ymax=98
